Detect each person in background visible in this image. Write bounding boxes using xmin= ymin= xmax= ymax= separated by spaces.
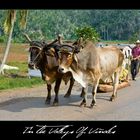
xmin=131 ymin=40 xmax=140 ymax=81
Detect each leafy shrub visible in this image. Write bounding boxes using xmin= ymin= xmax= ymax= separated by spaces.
xmin=128 ymin=32 xmax=139 ymax=44
xmin=0 ymin=35 xmax=6 ymax=43
xmin=75 ymin=26 xmax=100 ymax=42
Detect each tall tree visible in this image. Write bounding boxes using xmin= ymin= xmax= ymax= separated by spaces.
xmin=0 ymin=10 xmax=28 ymax=74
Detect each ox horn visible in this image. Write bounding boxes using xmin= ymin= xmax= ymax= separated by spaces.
xmin=22 ymin=33 xmax=32 ymax=43
xmin=57 ymin=34 xmax=63 ymax=45
xmin=47 ymin=38 xmax=58 ymax=46
xmin=45 ymin=34 xmax=63 ymax=47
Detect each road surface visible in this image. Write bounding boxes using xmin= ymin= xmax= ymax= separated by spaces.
xmin=0 ymin=77 xmax=140 ymax=120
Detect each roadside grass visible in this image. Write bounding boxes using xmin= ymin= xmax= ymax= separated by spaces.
xmin=0 ymin=76 xmax=44 ymax=90
xmin=6 ymin=61 xmax=28 ymax=76
xmin=0 ymin=61 xmax=44 ymax=90
xmin=0 ymin=43 xmax=45 ymax=91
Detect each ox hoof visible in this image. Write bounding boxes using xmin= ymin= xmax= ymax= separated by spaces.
xmin=110 ymin=96 xmax=116 ymax=102
xmin=90 ymin=103 xmax=96 ymax=109
xmin=64 ymin=93 xmax=71 ymax=98
xmin=79 ymin=102 xmax=86 ymax=107
xmin=52 ymin=102 xmax=59 ymax=106
xmin=90 ymin=100 xmax=96 ymax=108
xmin=45 ymin=99 xmax=51 ymax=105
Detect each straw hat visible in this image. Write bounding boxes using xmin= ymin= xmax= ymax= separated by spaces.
xmin=136 ymin=40 xmax=140 ymax=44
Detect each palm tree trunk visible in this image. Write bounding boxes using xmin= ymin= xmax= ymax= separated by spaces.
xmin=0 ymin=16 xmax=15 ymax=74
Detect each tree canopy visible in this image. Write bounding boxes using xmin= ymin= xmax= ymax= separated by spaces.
xmin=0 ymin=10 xmax=140 ymax=42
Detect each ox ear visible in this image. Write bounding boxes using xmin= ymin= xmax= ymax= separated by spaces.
xmin=72 ymin=54 xmax=78 ymax=69
xmin=73 ymin=37 xmax=84 ymax=52
xmin=73 ymin=54 xmax=78 ymax=63
xmin=73 ymin=37 xmax=83 ymax=45
xmin=49 ymin=48 xmax=56 ymax=57
xmin=46 ymin=48 xmax=56 ymax=57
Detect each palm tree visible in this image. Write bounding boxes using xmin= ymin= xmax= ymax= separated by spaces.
xmin=0 ymin=10 xmax=28 ymax=74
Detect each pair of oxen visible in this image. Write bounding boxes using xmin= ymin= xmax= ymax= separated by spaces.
xmin=24 ymin=34 xmax=124 ymax=108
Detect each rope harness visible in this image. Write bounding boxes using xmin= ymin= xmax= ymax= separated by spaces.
xmin=29 ymin=40 xmax=81 ymax=68
xmin=29 ymin=46 xmax=44 ymax=66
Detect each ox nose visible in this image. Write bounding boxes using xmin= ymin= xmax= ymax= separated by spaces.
xmin=58 ymin=67 xmax=64 ymax=73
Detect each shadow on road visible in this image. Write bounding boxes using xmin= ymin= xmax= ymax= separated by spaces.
xmin=0 ymin=94 xmax=83 ymax=112
xmin=0 ymin=92 xmax=112 ymax=112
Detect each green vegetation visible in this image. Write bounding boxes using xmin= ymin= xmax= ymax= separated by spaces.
xmin=75 ymin=26 xmax=100 ymax=42
xmin=0 ymin=61 xmax=44 ymax=90
xmin=128 ymin=32 xmax=139 ymax=44
xmin=7 ymin=61 xmax=28 ymax=74
xmin=1 ymin=10 xmax=139 ymax=90
xmin=0 ymin=45 xmax=44 ymax=91
xmin=0 ymin=76 xmax=44 ymax=90
xmin=0 ymin=10 xmax=140 ymax=42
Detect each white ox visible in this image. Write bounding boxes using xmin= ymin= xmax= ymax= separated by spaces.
xmin=118 ymin=45 xmax=132 ymax=69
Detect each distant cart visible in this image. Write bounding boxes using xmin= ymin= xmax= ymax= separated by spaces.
xmin=97 ymin=67 xmax=130 ymax=93
xmin=97 ymin=81 xmax=130 ymax=93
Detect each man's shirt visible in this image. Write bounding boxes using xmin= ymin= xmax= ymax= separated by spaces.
xmin=132 ymin=46 xmax=140 ymax=58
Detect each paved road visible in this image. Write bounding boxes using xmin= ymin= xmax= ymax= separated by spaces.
xmin=0 ymin=77 xmax=140 ymax=120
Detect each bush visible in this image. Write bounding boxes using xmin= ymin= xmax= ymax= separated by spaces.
xmin=0 ymin=35 xmax=6 ymax=43
xmin=75 ymin=26 xmax=100 ymax=42
xmin=128 ymin=32 xmax=139 ymax=44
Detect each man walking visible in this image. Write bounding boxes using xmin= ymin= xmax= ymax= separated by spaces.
xmin=131 ymin=40 xmax=140 ymax=81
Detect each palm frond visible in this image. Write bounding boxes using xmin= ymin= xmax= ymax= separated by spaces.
xmin=4 ymin=10 xmax=16 ymax=34
xmin=19 ymin=10 xmax=28 ymax=29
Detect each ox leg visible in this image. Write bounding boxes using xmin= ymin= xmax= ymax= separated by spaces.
xmin=64 ymin=77 xmax=75 ymax=98
xmin=80 ymin=86 xmax=88 ymax=107
xmin=45 ymin=84 xmax=52 ymax=104
xmin=110 ymin=72 xmax=119 ymax=101
xmin=91 ymin=78 xmax=100 ymax=108
xmin=53 ymin=78 xmax=62 ymax=106
xmin=80 ymin=87 xmax=85 ymax=98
